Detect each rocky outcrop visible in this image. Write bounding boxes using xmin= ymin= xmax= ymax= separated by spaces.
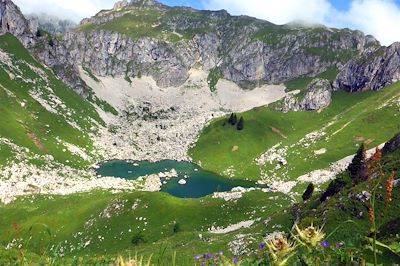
xmin=113 ymin=0 xmax=129 ymax=10
xmin=0 ymin=0 xmax=35 ymax=46
xmin=382 ymin=133 xmax=400 ymax=155
xmin=334 ymin=43 xmax=400 ymax=92
xmin=282 ymin=78 xmax=332 ymax=112
xmin=300 ymin=79 xmax=332 ymax=110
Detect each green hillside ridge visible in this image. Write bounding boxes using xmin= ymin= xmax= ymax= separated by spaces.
xmin=190 ymin=82 xmax=400 ymax=195
xmin=0 ymin=34 xmax=107 ymax=168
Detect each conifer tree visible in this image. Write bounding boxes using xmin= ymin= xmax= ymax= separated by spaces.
xmin=228 ymin=113 xmax=234 ymax=125
xmin=348 ymin=143 xmax=368 ymax=183
xmin=237 ymin=116 xmax=244 ymax=130
xmin=231 ymin=114 xmax=238 ymax=126
xmin=302 ymin=183 xmax=314 ymax=201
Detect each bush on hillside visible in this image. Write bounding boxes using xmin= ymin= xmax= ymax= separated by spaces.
xmin=320 ymin=172 xmax=352 ymax=202
xmin=302 ymin=183 xmax=314 ymax=201
xmin=131 ymin=231 xmax=146 ymax=246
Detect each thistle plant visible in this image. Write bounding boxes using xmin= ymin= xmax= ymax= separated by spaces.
xmin=265 ymin=234 xmax=296 ymax=266
xmin=364 ymin=147 xmax=398 ymax=266
xmin=366 ymin=147 xmax=383 ymax=266
xmin=294 ymin=224 xmax=325 ymax=249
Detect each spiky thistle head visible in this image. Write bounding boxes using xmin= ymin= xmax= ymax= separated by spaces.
xmin=294 ymin=224 xmax=325 ymax=247
xmin=266 ymin=234 xmax=295 ymax=265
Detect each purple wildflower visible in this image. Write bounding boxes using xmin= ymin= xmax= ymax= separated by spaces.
xmin=322 ymin=241 xmax=329 ymax=248
xmin=201 ymin=261 xmax=205 ymax=266
xmin=233 ymin=257 xmax=239 ymax=264
xmin=337 ymin=242 xmax=344 ymax=248
xmin=195 ymin=255 xmax=201 ymax=261
xmin=259 ymin=242 xmax=266 ymax=249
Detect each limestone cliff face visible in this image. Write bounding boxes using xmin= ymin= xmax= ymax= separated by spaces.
xmin=44 ymin=0 xmax=376 ymax=89
xmin=0 ymin=0 xmax=35 ymax=46
xmin=334 ymin=43 xmax=400 ymax=92
xmin=3 ymin=0 xmax=398 ymax=97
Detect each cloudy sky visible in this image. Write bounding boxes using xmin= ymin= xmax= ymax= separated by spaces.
xmin=13 ymin=0 xmax=400 ymax=45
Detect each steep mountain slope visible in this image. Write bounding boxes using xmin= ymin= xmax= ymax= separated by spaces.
xmin=0 ymin=34 xmax=139 ymax=204
xmin=0 ymin=33 xmax=102 ymax=168
xmin=295 ymin=134 xmax=400 ymax=264
xmin=191 ymin=82 xmax=400 ymax=194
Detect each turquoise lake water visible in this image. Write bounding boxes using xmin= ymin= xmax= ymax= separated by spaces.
xmin=96 ymin=160 xmax=253 ymax=198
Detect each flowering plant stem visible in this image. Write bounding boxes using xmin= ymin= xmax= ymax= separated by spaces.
xmin=370 ymin=182 xmax=380 ymax=266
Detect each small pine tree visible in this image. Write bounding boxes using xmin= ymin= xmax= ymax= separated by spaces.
xmin=348 ymin=143 xmax=368 ymax=183
xmin=231 ymin=114 xmax=238 ymax=126
xmin=173 ymin=223 xmax=181 ymax=234
xmin=302 ymin=183 xmax=314 ymax=201
xmin=131 ymin=231 xmax=145 ymax=246
xmin=228 ymin=113 xmax=234 ymax=124
xmin=237 ymin=117 xmax=244 ymax=130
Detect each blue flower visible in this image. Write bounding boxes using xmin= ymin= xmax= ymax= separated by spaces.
xmin=195 ymin=255 xmax=200 ymax=261
xmin=337 ymin=241 xmax=344 ymax=248
xmin=201 ymin=261 xmax=205 ymax=266
xmin=233 ymin=257 xmax=239 ymax=264
xmin=322 ymin=241 xmax=329 ymax=248
xmin=259 ymin=242 xmax=266 ymax=249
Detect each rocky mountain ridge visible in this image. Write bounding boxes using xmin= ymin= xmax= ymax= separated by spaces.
xmin=334 ymin=42 xmax=400 ymax=92
xmin=68 ymin=1 xmax=377 ymax=89
xmin=1 ymin=0 xmax=400 ymax=95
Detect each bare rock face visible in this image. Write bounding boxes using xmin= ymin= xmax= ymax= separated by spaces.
xmin=300 ymin=79 xmax=332 ymax=110
xmin=282 ymin=78 xmax=332 ymax=112
xmin=0 ymin=0 xmax=35 ymax=46
xmin=0 ymin=0 xmax=384 ymax=95
xmin=334 ymin=43 xmax=400 ymax=92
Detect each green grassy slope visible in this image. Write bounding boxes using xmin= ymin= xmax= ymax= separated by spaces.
xmin=294 ymin=146 xmax=400 ymax=264
xmin=0 ymin=190 xmax=292 ymax=264
xmin=0 ymin=34 xmax=104 ymax=168
xmin=1 ymin=141 xmax=398 ymax=265
xmin=190 ymin=83 xmax=400 ymax=190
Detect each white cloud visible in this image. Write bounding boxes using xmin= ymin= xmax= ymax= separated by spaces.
xmin=13 ymin=0 xmax=115 ymax=22
xmin=336 ymin=0 xmax=400 ymax=46
xmin=203 ymin=0 xmax=333 ymax=25
xmin=203 ymin=0 xmax=400 ymax=45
